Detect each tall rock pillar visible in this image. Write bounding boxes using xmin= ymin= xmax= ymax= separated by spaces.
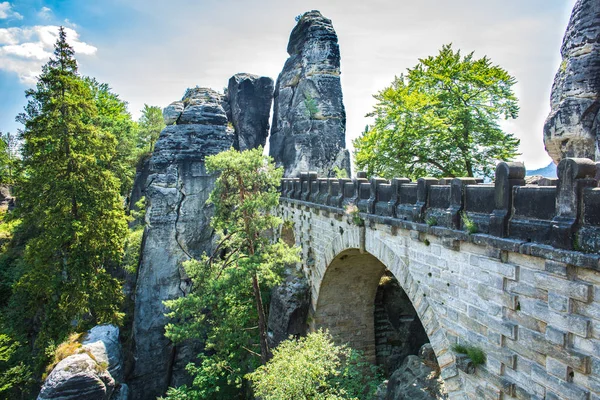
xmin=544 ymin=0 xmax=600 ymax=163
xmin=269 ymin=10 xmax=351 ymax=178
xmin=130 ymin=88 xmax=234 ymax=399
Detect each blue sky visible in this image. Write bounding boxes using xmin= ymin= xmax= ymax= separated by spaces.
xmin=1 ymin=0 xmax=577 ymax=169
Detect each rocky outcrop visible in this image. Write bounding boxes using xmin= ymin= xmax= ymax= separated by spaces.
xmin=38 ymin=325 xmax=125 ymax=400
xmin=267 ymin=269 xmax=310 ymax=348
xmin=544 ymin=0 xmax=600 ymax=163
xmin=269 ymin=10 xmax=351 ymax=178
xmin=226 ymin=73 xmax=274 ymax=151
xmin=130 ymin=87 xmax=234 ymax=399
xmin=381 ymin=344 xmax=447 ymax=400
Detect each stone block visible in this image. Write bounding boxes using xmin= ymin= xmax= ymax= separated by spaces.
xmin=534 ymin=271 xmax=591 ymax=302
xmin=520 ymin=327 xmax=589 ymax=373
xmin=548 ymin=291 xmax=569 ymax=313
xmin=519 ymin=297 xmax=590 ymax=337
xmin=531 ymin=363 xmax=589 ymax=400
xmin=546 ymin=326 xmax=567 ymax=347
xmin=545 ymin=260 xmax=569 ymax=277
xmin=546 ymin=357 xmax=571 ymax=381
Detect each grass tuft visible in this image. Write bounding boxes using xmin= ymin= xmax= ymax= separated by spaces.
xmin=452 ymin=343 xmax=486 ymax=366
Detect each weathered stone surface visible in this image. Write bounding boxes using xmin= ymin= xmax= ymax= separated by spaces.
xmin=38 ymin=324 xmax=125 ymax=400
xmin=544 ymin=0 xmax=600 ymax=163
xmin=385 ymin=347 xmax=447 ymax=400
xmin=269 ymin=10 xmax=351 ymax=178
xmin=226 ymin=73 xmax=274 ymax=151
xmin=82 ymin=325 xmax=124 ymax=383
xmin=130 ymin=87 xmax=234 ymax=400
xmin=267 ymin=269 xmax=310 ymax=347
xmin=163 ymin=101 xmax=184 ymax=126
xmin=38 ymin=353 xmax=115 ymax=400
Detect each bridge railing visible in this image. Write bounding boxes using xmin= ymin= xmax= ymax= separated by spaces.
xmin=279 ymin=158 xmax=600 ymax=254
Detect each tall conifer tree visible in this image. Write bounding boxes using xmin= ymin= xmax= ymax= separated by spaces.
xmin=13 ymin=27 xmax=127 ymax=354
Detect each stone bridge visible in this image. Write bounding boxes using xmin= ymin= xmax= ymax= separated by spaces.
xmin=278 ymin=158 xmax=600 ymax=400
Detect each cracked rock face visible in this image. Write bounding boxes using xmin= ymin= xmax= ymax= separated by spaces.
xmin=130 ymin=87 xmax=234 ymax=400
xmin=226 ymin=73 xmax=274 ymax=151
xmin=269 ymin=10 xmax=351 ymax=178
xmin=544 ymin=0 xmax=600 ymax=163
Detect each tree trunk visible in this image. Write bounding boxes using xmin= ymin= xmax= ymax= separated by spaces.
xmin=252 ymin=272 xmax=270 ymax=364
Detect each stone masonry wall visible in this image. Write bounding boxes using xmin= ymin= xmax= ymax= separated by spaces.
xmin=279 ymin=158 xmax=600 ymax=400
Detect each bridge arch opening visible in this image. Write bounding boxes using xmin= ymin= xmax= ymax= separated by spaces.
xmin=313 ymin=249 xmax=430 ymax=376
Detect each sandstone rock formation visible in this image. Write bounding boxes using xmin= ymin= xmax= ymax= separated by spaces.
xmin=267 ymin=269 xmax=310 ymax=347
xmin=38 ymin=325 xmax=125 ymax=400
xmin=382 ymin=344 xmax=447 ymax=400
xmin=269 ymin=10 xmax=351 ymax=178
xmin=544 ymin=0 xmax=600 ymax=163
xmin=226 ymin=73 xmax=274 ymax=151
xmin=130 ymin=87 xmax=234 ymax=399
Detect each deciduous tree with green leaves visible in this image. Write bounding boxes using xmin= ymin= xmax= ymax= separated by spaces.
xmin=247 ymin=330 xmax=382 ymax=400
xmin=84 ymin=77 xmax=139 ymax=196
xmin=137 ymin=104 xmax=165 ymax=153
xmin=354 ymin=44 xmax=520 ymax=180
xmin=10 ymin=26 xmax=128 ymax=361
xmin=164 ymin=147 xmax=299 ymax=399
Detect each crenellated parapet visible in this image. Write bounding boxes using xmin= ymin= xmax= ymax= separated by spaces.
xmin=280 ymin=157 xmax=600 ymax=254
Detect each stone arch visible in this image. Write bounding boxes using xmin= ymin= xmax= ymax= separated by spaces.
xmin=312 ymin=242 xmax=464 ymax=396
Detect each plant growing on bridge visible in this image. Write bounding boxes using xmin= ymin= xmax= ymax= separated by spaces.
xmin=354 ymin=44 xmax=520 ymax=180
xmin=345 ymin=203 xmax=363 ymax=226
xmin=452 ymin=343 xmax=486 ymax=366
xmin=164 ymin=147 xmax=300 ymax=399
xmin=247 ymin=330 xmax=382 ymax=400
xmin=460 ymin=212 xmax=478 ymax=234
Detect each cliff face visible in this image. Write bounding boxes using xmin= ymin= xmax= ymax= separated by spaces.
xmin=269 ymin=10 xmax=351 ymax=178
xmin=226 ymin=73 xmax=274 ymax=151
xmin=544 ymin=0 xmax=600 ymax=163
xmin=130 ymin=87 xmax=234 ymax=399
xmin=129 ymin=78 xmax=273 ymax=399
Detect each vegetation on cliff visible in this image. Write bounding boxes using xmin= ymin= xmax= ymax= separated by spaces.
xmin=248 ymin=330 xmax=382 ymax=400
xmin=164 ymin=147 xmax=300 ymax=399
xmin=354 ymin=44 xmax=520 ymax=180
xmin=0 ymin=27 xmax=164 ymax=398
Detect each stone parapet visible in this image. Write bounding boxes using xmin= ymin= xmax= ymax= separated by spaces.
xmin=280 ymin=158 xmax=600 ymax=254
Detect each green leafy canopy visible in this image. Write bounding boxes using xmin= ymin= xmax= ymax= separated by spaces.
xmin=164 ymin=147 xmax=300 ymax=399
xmin=354 ymin=44 xmax=520 ymax=180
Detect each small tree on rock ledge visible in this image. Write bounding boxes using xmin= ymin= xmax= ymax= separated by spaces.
xmin=354 ymin=44 xmax=520 ymax=180
xmin=164 ymin=147 xmax=299 ymax=399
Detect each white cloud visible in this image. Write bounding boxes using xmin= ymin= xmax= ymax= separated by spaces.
xmin=0 ymin=2 xmax=22 ymax=20
xmin=37 ymin=6 xmax=52 ymax=20
xmin=0 ymin=26 xmax=97 ymax=84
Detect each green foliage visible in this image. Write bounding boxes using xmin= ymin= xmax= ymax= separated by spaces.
xmin=0 ymin=132 xmax=20 ymax=185
xmin=84 ymin=77 xmax=139 ymax=196
xmin=304 ymin=93 xmax=319 ymax=119
xmin=123 ymin=197 xmax=146 ymax=274
xmin=137 ymin=104 xmax=165 ymax=153
xmin=247 ymin=330 xmax=382 ymax=400
xmin=333 ymin=166 xmax=348 ymax=179
xmin=426 ymin=216 xmax=437 ymax=227
xmin=460 ymin=212 xmax=478 ymax=234
xmin=344 ymin=204 xmax=363 ymax=226
xmin=0 ymin=333 xmax=33 ymax=397
xmin=452 ymin=343 xmax=486 ymax=366
xmin=10 ymin=27 xmax=127 ymax=368
xmin=354 ymin=44 xmax=520 ymax=180
xmin=164 ymin=147 xmax=300 ymax=399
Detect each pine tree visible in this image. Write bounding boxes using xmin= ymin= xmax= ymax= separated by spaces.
xmin=164 ymin=148 xmax=300 ymax=399
xmin=12 ymin=27 xmax=128 ymax=357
